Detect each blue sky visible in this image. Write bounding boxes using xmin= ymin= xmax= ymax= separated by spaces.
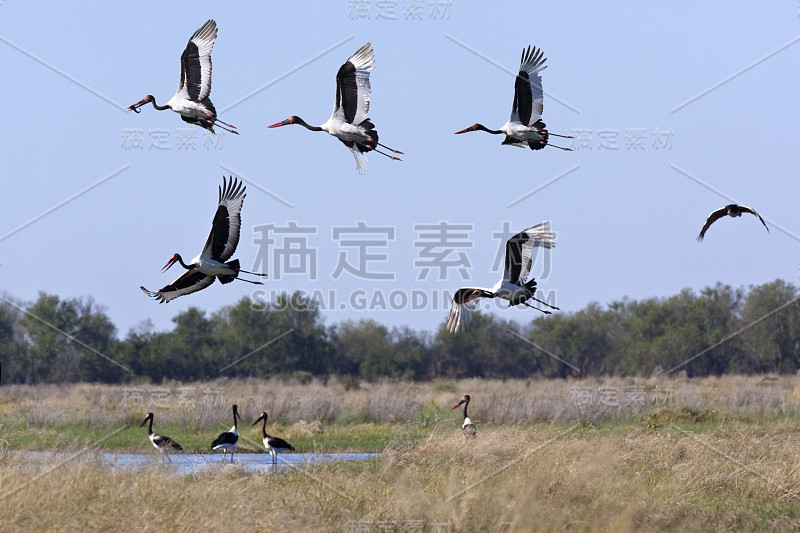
xmin=1 ymin=2 xmax=798 ymax=337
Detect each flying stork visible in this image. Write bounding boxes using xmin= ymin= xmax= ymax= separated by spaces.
xmin=447 ymin=222 xmax=559 ymax=334
xmin=253 ymin=412 xmax=296 ymax=465
xmin=455 ymin=45 xmax=572 ymax=151
xmin=140 ymin=176 xmax=267 ymax=303
xmin=268 ymin=42 xmax=403 ymax=174
xmin=128 ymin=19 xmax=238 ymax=134
xmin=451 ymin=395 xmax=477 ymax=439
xmin=211 ymin=404 xmax=242 ymax=462
xmin=697 ymin=204 xmax=770 ymax=241
xmin=139 ymin=412 xmax=183 ymax=460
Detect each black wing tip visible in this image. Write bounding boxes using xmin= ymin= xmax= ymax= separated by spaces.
xmin=520 ymin=45 xmax=547 ymax=68
xmin=193 ymin=19 xmax=218 ymax=39
xmin=141 ymin=285 xmax=168 ymax=304
xmin=219 ymin=175 xmax=246 ymax=202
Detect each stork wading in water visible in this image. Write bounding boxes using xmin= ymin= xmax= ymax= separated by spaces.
xmin=447 ymin=222 xmax=559 ymax=334
xmin=697 ymin=204 xmax=769 ymax=241
xmin=268 ymin=42 xmax=402 ymax=174
xmin=253 ymin=412 xmax=296 ymax=465
xmin=451 ymin=395 xmax=477 ymax=439
xmin=211 ymin=404 xmax=242 ymax=462
xmin=139 ymin=412 xmax=183 ymax=460
xmin=141 ymin=176 xmax=267 ymax=303
xmin=128 ymin=19 xmax=238 ymax=134
xmin=455 ymin=45 xmax=572 ymax=151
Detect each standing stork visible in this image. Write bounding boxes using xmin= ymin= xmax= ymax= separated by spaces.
xmin=451 ymin=395 xmax=477 ymax=439
xmin=455 ymin=45 xmax=572 ymax=151
xmin=211 ymin=404 xmax=242 ymax=462
xmin=253 ymin=412 xmax=296 ymax=465
xmin=268 ymin=42 xmax=402 ymax=174
xmin=141 ymin=176 xmax=267 ymax=303
xmin=697 ymin=204 xmax=769 ymax=241
xmin=139 ymin=412 xmax=183 ymax=460
xmin=128 ymin=19 xmax=238 ymax=134
xmin=447 ymin=222 xmax=559 ymax=334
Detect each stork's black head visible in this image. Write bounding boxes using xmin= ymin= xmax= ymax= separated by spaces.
xmin=451 ymin=395 xmax=470 ymax=409
xmin=139 ymin=412 xmax=154 ymax=427
xmin=726 ymin=204 xmax=742 ymax=217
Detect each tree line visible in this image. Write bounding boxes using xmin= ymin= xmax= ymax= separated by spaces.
xmin=1 ymin=280 xmax=798 ymax=384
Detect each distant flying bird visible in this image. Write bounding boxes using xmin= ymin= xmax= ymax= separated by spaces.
xmin=451 ymin=395 xmax=477 ymax=439
xmin=141 ymin=176 xmax=267 ymax=303
xmin=139 ymin=412 xmax=183 ymax=459
xmin=697 ymin=204 xmax=769 ymax=241
xmin=212 ymin=404 xmax=241 ymax=462
xmin=253 ymin=412 xmax=296 ymax=465
xmin=455 ymin=46 xmax=572 ymax=151
xmin=128 ymin=19 xmax=238 ymax=135
xmin=268 ymin=42 xmax=402 ymax=174
xmin=447 ymin=222 xmax=559 ymax=334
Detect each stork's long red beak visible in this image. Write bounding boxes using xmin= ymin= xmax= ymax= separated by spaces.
xmin=454 ymin=125 xmax=475 ymax=134
xmin=268 ymin=117 xmax=292 ymax=128
xmin=451 ymin=400 xmax=465 ymax=410
xmin=127 ymin=97 xmax=148 ymax=113
xmin=161 ymin=255 xmax=178 ymax=272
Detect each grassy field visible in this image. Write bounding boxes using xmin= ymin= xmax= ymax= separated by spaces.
xmin=1 ymin=376 xmax=800 ymax=532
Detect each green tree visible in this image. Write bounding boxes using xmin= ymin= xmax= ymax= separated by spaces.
xmin=212 ymin=292 xmax=332 ymax=378
xmin=0 ymin=295 xmax=23 ymax=383
xmin=740 ymin=280 xmax=800 ymax=373
xmin=17 ymin=293 xmax=119 ymax=383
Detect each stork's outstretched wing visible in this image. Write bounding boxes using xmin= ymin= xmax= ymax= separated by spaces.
xmin=332 ymin=42 xmax=374 ymax=126
xmin=503 ymin=221 xmax=555 ymax=285
xmin=447 ymin=288 xmax=493 ymax=333
xmin=510 ymin=45 xmax=547 ymax=128
xmin=140 ymin=271 xmax=215 ymax=304
xmin=200 ymin=176 xmax=246 ymax=262
xmin=176 ymin=19 xmax=217 ymax=103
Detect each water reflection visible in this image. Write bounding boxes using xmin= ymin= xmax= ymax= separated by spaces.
xmin=16 ymin=451 xmax=379 ymax=475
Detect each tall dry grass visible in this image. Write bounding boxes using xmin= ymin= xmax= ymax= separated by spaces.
xmin=0 ymin=374 xmax=798 ymax=431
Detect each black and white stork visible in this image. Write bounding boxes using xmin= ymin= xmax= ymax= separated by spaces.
xmin=455 ymin=46 xmax=572 ymax=151
xmin=451 ymin=395 xmax=477 ymax=439
xmin=140 ymin=176 xmax=267 ymax=303
xmin=211 ymin=404 xmax=241 ymax=462
xmin=447 ymin=222 xmax=559 ymax=334
xmin=253 ymin=412 xmax=296 ymax=465
xmin=268 ymin=42 xmax=402 ymax=174
xmin=697 ymin=204 xmax=770 ymax=241
xmin=139 ymin=412 xmax=183 ymax=459
xmin=128 ymin=19 xmax=238 ymax=134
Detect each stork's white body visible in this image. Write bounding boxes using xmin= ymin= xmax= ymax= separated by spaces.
xmin=500 ymin=121 xmax=548 ymax=147
xmin=189 ymin=252 xmax=237 ymax=277
xmin=165 ymin=96 xmax=212 ymax=121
